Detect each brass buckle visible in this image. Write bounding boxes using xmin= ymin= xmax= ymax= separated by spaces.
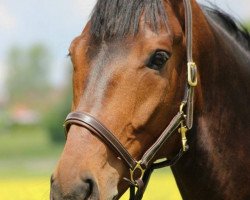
xmin=129 ymin=161 xmax=145 ymax=186
xmin=187 ymin=62 xmax=198 ymax=87
xmin=178 ymin=122 xmax=189 ymax=152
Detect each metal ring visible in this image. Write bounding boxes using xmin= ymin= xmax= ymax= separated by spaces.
xmin=129 ymin=161 xmax=145 ymax=186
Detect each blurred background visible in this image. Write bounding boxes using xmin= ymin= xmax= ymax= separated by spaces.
xmin=0 ymin=0 xmax=249 ymax=199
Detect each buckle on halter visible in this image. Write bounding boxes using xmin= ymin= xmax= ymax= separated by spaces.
xmin=178 ymin=122 xmax=189 ymax=152
xmin=187 ymin=62 xmax=198 ymax=87
xmin=129 ymin=161 xmax=145 ymax=186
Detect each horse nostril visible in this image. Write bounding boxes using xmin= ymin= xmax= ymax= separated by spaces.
xmin=50 ymin=173 xmax=99 ymax=200
xmin=83 ymin=179 xmax=93 ymax=199
xmin=81 ymin=174 xmax=99 ymax=200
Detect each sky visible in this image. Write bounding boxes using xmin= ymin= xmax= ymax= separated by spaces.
xmin=0 ymin=0 xmax=249 ymax=99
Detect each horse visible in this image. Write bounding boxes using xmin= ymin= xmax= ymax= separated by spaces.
xmin=50 ymin=0 xmax=250 ymax=199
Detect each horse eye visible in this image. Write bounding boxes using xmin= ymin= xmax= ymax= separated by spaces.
xmin=147 ymin=51 xmax=171 ymax=71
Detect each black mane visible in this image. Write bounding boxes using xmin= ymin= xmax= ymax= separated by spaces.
xmin=90 ymin=0 xmax=167 ymax=40
xmin=90 ymin=0 xmax=250 ymax=51
xmin=203 ymin=6 xmax=250 ymax=51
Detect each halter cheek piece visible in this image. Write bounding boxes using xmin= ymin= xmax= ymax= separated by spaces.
xmin=64 ymin=0 xmax=197 ymax=199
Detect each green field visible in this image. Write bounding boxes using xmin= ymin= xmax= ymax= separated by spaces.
xmin=0 ymin=126 xmax=181 ymax=200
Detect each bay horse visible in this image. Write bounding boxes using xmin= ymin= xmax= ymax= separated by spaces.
xmin=50 ymin=0 xmax=250 ymax=199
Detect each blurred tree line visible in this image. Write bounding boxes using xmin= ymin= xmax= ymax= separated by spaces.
xmin=5 ymin=44 xmax=72 ymax=143
xmin=43 ymin=84 xmax=72 ymax=143
xmin=7 ymin=44 xmax=51 ymax=105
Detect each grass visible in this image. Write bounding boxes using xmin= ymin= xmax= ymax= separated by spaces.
xmin=0 ymin=126 xmax=62 ymax=159
xmin=0 ymin=125 xmax=181 ymax=199
xmin=0 ymin=125 xmax=63 ymax=179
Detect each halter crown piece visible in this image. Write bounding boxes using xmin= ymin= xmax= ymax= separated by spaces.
xmin=64 ymin=0 xmax=197 ymax=199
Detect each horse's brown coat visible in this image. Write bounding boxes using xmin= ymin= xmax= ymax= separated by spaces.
xmin=51 ymin=0 xmax=250 ymax=199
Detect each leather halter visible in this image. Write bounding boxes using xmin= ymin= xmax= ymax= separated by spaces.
xmin=64 ymin=0 xmax=197 ymax=199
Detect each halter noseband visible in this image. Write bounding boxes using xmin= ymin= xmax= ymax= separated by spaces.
xmin=64 ymin=0 xmax=197 ymax=199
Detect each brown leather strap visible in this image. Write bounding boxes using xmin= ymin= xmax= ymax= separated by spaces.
xmin=140 ymin=112 xmax=184 ymax=168
xmin=184 ymin=0 xmax=196 ymax=130
xmin=184 ymin=0 xmax=193 ymax=62
xmin=186 ymin=86 xmax=194 ymax=129
xmin=64 ymin=110 xmax=184 ymax=173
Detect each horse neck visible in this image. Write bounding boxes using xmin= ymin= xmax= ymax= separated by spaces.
xmin=171 ymin=7 xmax=250 ymax=200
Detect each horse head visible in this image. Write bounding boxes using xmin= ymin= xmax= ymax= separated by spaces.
xmin=51 ymin=0 xmax=201 ymax=199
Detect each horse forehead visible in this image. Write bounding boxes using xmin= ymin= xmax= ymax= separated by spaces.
xmin=90 ymin=41 xmax=129 ymax=69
